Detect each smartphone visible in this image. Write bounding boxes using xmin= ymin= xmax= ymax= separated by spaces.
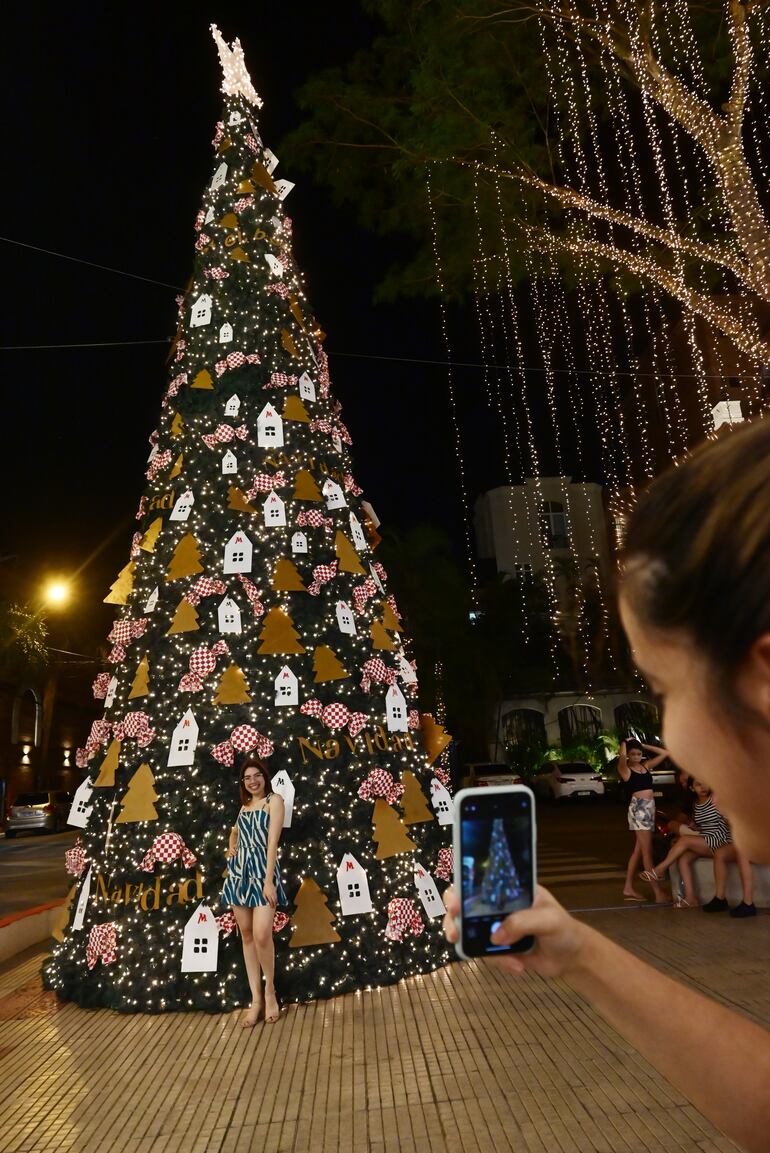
xmin=452 ymin=784 xmax=536 ymax=959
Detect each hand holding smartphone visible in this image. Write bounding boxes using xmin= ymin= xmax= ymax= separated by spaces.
xmin=452 ymin=784 xmax=537 ymax=959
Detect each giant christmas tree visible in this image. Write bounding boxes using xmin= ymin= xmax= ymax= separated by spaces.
xmin=45 ymin=28 xmax=455 ymax=1013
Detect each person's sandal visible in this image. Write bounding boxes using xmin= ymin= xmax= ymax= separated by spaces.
xmin=639 ymin=869 xmax=660 ymax=882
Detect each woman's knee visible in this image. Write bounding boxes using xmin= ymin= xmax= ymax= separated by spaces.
xmin=254 ymin=928 xmax=272 ymax=950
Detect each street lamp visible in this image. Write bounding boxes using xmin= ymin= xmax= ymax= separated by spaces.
xmin=43 ymin=579 xmax=71 ymax=608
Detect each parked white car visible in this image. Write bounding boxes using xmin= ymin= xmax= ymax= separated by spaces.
xmin=532 ymin=761 xmax=605 ymax=801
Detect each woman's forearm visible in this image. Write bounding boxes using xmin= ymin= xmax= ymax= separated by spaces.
xmin=567 ymin=926 xmax=770 ymax=1153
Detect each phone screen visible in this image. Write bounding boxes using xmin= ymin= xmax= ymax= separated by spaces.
xmin=458 ymin=788 xmax=535 ymax=957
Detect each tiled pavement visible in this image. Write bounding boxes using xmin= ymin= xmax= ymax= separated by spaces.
xmin=0 ymin=908 xmax=767 ymax=1153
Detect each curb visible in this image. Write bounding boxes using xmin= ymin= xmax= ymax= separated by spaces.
xmin=0 ymin=902 xmax=65 ymax=965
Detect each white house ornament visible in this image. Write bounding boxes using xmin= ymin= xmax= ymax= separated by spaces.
xmin=291 ymin=531 xmax=308 ymax=555
xmin=385 ymin=683 xmax=408 ymax=733
xmin=273 ymin=178 xmax=295 ymax=201
xmin=72 ymin=866 xmax=93 ymax=931
xmin=167 ymin=709 xmax=199 ymax=767
xmin=144 ymin=587 xmax=159 ymax=614
xmin=263 ymin=147 xmax=279 ymax=174
xmin=224 ymin=393 xmax=241 ymax=417
xmin=190 ymin=293 xmax=213 ymax=328
xmin=298 ymin=372 xmax=316 ymax=402
xmin=271 ymin=769 xmax=295 ymax=828
xmin=397 ymin=653 xmax=418 ymax=686
xmin=222 ymin=449 xmax=238 ymax=475
xmin=322 ymin=478 xmax=346 ymax=510
xmin=146 ymin=442 xmax=159 ymax=465
xmin=210 ymin=162 xmax=228 ymax=191
xmin=430 ymin=779 xmax=453 ymax=826
xmin=336 ymin=601 xmax=356 ymax=636
xmin=104 ymin=675 xmax=119 ymax=709
xmin=337 ymin=853 xmax=373 ymax=916
xmin=217 ymin=596 xmax=243 ymax=635
xmin=265 ymin=253 xmax=284 ymax=278
xmin=170 ymin=490 xmax=195 ymax=522
xmin=228 ymin=110 xmax=243 ymax=126
xmin=257 ymin=403 xmax=284 ymax=448
xmin=68 ymin=778 xmax=94 ymax=829
xmin=204 ymin=205 xmax=215 ymax=225
xmin=349 ymin=513 xmax=367 ymax=552
xmin=223 ymin=531 xmax=253 ymax=574
xmin=414 ymin=862 xmax=445 ymax=919
xmin=332 ymin=432 xmax=343 ymax=454
xmin=219 ymin=322 xmax=234 ymax=344
xmin=263 ymin=491 xmax=287 ymax=527
xmin=274 ymin=665 xmax=299 ymax=707
xmin=181 ymin=904 xmax=220 ymax=973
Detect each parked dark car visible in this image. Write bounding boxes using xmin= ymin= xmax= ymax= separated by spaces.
xmin=5 ymin=791 xmax=71 ymax=837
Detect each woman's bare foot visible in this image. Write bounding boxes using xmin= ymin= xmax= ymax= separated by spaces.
xmin=264 ymin=988 xmax=280 ymax=1024
xmin=241 ymin=999 xmax=263 ymax=1028
xmin=623 ymin=889 xmax=646 ymax=901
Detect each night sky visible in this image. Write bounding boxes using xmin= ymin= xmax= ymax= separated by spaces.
xmin=3 ymin=4 xmax=580 ymax=660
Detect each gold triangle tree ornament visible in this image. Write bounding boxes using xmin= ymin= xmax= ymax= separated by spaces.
xmin=43 ymin=26 xmax=452 ymax=1015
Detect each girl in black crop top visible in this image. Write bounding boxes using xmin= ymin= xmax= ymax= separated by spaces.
xmin=618 ymin=738 xmax=671 ymax=901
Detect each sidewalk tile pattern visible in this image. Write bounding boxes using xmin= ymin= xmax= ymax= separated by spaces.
xmin=0 ymin=908 xmax=766 ymax=1152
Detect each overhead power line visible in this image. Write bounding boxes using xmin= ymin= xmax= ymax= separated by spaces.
xmin=0 ymin=234 xmax=184 ymax=291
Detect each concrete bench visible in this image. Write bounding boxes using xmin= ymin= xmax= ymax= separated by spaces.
xmin=671 ymin=857 xmax=770 ymax=907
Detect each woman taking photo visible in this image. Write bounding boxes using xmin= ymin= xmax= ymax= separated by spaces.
xmin=445 ymin=418 xmax=770 ymax=1152
xmin=223 ymin=757 xmax=286 ymax=1026
xmin=618 ymin=737 xmax=669 ymax=902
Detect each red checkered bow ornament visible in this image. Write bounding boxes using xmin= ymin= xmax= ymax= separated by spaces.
xmin=245 ymin=470 xmax=286 ymax=499
xmin=435 ymin=846 xmax=454 ymax=882
xmin=360 ymin=658 xmax=397 ymax=694
xmin=342 ymin=473 xmax=363 ymax=496
xmin=237 ymin=575 xmax=265 ymax=617
xmin=336 ymin=422 xmax=353 ymax=446
xmin=83 ymin=718 xmax=113 ymax=762
xmin=385 ymin=899 xmax=424 ymax=942
xmin=347 ymin=711 xmax=369 ymax=738
xmin=195 ymin=232 xmax=211 ymax=252
xmin=205 ymin=266 xmax=229 ymax=280
xmin=269 ymin=372 xmax=298 ymax=388
xmin=434 ymin=765 xmax=450 ymax=786
xmin=215 ymin=350 xmax=261 ymax=377
xmin=322 ymin=702 xmax=350 ymax=731
xmin=140 ymin=832 xmax=197 ymax=872
xmin=307 ymin=560 xmax=338 ymax=597
xmin=167 ymin=372 xmax=187 ymax=399
xmin=130 ymin=531 xmax=143 ymax=558
xmin=65 ymin=839 xmax=87 ymax=877
xmin=107 ymin=618 xmax=148 ymax=664
xmin=212 ymin=120 xmax=224 ymax=148
xmin=266 ymin=282 xmax=290 ymax=299
xmin=216 ymin=911 xmax=238 ymax=937
xmin=75 ymin=749 xmax=88 ymax=769
xmin=300 ymin=698 xmax=323 ymax=719
xmin=194 ymin=209 xmax=205 ymax=232
xmin=296 ymin=509 xmax=333 ymax=531
xmin=186 ymin=577 xmax=227 ymax=607
xmin=244 ymin=132 xmax=259 ymax=154
xmin=146 ymin=449 xmax=172 ymax=482
xmin=309 ymin=418 xmax=334 ymax=439
xmin=174 ymin=339 xmax=187 ymax=364
xmin=135 ymin=495 xmax=148 ymax=521
xmin=92 ymin=672 xmax=111 ymax=700
xmin=113 ymin=711 xmax=156 ymax=747
xmin=179 ymin=640 xmax=229 ymax=691
xmin=408 ymin=710 xmax=421 ymax=731
xmin=357 ymin=769 xmax=403 ymax=805
xmin=86 ymin=922 xmax=118 ymax=969
xmin=352 ymin=578 xmax=378 ymax=614
xmin=233 ymin=196 xmax=254 ymax=212
xmin=283 ymin=216 xmax=293 ymax=236
xmin=201 ymin=423 xmax=249 ymax=450
xmin=273 ymin=911 xmax=290 ymax=933
xmin=374 ymin=563 xmax=389 ymax=585
xmin=211 ymin=725 xmax=274 ymax=766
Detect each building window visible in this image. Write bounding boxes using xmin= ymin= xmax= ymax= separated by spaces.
xmin=503 ymin=708 xmax=546 ymax=749
xmin=557 ymin=704 xmax=602 ymax=745
xmin=540 ymin=501 xmax=569 ymax=549
xmin=512 ymin=563 xmax=534 ymax=584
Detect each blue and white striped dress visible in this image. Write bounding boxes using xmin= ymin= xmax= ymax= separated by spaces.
xmin=222 ymin=800 xmax=287 ymax=908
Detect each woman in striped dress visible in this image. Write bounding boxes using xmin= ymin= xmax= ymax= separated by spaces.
xmin=640 ymin=779 xmax=755 ymax=914
xmin=223 ymin=757 xmax=286 ymax=1026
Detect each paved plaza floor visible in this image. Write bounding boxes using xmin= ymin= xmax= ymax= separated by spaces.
xmin=0 ymin=907 xmax=767 ymax=1153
